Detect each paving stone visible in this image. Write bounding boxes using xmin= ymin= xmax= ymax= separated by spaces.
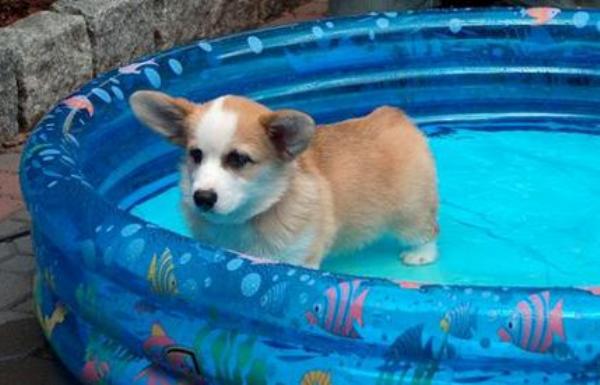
xmin=0 ymin=198 xmax=23 ymax=223
xmin=0 ymin=242 xmax=17 ymax=263
xmin=0 ymin=170 xmax=22 ymax=200
xmin=0 ymin=198 xmax=24 ymax=222
xmin=14 ymin=235 xmax=33 ymax=256
xmin=0 ymin=311 xmax=29 ymax=326
xmin=0 ymin=152 xmax=21 ymax=173
xmin=0 ymin=219 xmax=28 ymax=239
xmin=0 ymin=271 xmax=31 ymax=309
xmin=0 ymin=356 xmax=78 ymax=385
xmin=53 ymin=0 xmax=157 ymax=73
xmin=0 ymin=254 xmax=35 ymax=275
xmin=10 ymin=208 xmax=32 ymax=224
xmin=0 ymin=48 xmax=18 ymax=142
xmin=13 ymin=298 xmax=34 ymax=315
xmin=0 ymin=317 xmax=44 ymax=361
xmin=0 ymin=11 xmax=93 ymax=130
xmin=0 ymin=219 xmax=28 ymax=240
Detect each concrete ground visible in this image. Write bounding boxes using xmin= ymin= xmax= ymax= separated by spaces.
xmin=0 ymin=1 xmax=327 ymax=384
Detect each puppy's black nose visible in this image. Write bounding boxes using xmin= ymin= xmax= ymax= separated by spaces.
xmin=193 ymin=189 xmax=217 ymax=211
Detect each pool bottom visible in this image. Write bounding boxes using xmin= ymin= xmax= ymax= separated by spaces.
xmin=131 ymin=129 xmax=600 ymax=288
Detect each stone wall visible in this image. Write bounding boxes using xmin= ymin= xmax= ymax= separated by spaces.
xmin=0 ymin=0 xmax=308 ymax=142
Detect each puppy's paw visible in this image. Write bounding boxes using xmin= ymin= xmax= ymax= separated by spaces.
xmin=401 ymin=241 xmax=438 ymax=266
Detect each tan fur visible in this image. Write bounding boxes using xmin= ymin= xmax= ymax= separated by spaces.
xmin=309 ymin=107 xmax=438 ymax=251
xmin=131 ymin=92 xmax=438 ymax=268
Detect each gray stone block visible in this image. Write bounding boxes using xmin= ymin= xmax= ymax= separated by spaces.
xmin=53 ymin=0 xmax=157 ymax=73
xmin=10 ymin=208 xmax=31 ymax=224
xmin=0 ymin=311 xmax=29 ymax=326
xmin=0 ymin=242 xmax=17 ymax=263
xmin=155 ymin=0 xmax=307 ymax=50
xmin=0 ymin=271 xmax=31 ymax=309
xmin=1 ymin=12 xmax=93 ymax=130
xmin=13 ymin=298 xmax=35 ymax=315
xmin=14 ymin=235 xmax=34 ymax=256
xmin=0 ymin=254 xmax=35 ymax=274
xmin=0 ymin=48 xmax=18 ymax=142
xmin=209 ymin=0 xmax=307 ymax=37
xmin=154 ymin=0 xmax=212 ymax=50
xmin=0 ymin=220 xmax=28 ymax=240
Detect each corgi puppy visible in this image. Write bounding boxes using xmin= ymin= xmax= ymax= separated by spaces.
xmin=130 ymin=91 xmax=439 ymax=268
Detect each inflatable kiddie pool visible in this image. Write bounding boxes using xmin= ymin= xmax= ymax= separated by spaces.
xmin=21 ymin=8 xmax=600 ymax=385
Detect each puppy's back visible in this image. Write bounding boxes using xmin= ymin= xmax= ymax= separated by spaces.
xmin=306 ymin=106 xmax=438 ymax=249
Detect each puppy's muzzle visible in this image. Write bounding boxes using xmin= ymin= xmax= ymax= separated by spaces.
xmin=193 ymin=189 xmax=218 ymax=211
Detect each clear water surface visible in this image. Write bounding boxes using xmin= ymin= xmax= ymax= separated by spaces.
xmin=131 ymin=129 xmax=600 ymax=288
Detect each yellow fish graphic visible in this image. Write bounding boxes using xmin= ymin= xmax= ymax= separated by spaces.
xmin=301 ymin=371 xmax=331 ymax=385
xmin=147 ymin=249 xmax=178 ymax=296
xmin=36 ymin=302 xmax=67 ymax=339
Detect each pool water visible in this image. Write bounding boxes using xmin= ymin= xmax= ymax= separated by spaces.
xmin=131 ymin=129 xmax=600 ymax=288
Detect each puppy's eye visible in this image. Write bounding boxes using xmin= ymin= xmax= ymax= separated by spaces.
xmin=225 ymin=150 xmax=253 ymax=169
xmin=189 ymin=148 xmax=203 ymax=164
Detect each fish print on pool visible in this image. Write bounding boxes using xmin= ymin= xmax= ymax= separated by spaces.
xmin=306 ymin=279 xmax=369 ymax=339
xmin=136 ymin=324 xmax=205 ymax=385
xmin=497 ymin=291 xmax=568 ymax=356
xmin=147 ymin=249 xmax=178 ymax=296
xmin=440 ymin=303 xmax=477 ymax=340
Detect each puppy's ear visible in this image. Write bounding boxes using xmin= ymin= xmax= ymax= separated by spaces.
xmin=260 ymin=109 xmax=315 ymax=161
xmin=129 ymin=91 xmax=195 ymax=146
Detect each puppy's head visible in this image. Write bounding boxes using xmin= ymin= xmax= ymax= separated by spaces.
xmin=130 ymin=91 xmax=315 ymax=224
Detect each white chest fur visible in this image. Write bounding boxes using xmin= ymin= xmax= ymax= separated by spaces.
xmin=186 ymin=212 xmax=316 ymax=265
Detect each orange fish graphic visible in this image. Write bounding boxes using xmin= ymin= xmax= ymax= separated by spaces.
xmin=63 ymin=95 xmax=94 ymax=117
xmin=524 ymin=7 xmax=561 ymax=25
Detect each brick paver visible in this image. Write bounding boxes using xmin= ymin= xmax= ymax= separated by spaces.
xmin=0 ymin=271 xmax=31 ymax=309
xmin=14 ymin=235 xmax=33 ymax=256
xmin=0 ymin=150 xmax=24 ymax=222
xmin=0 ymin=254 xmax=35 ymax=274
xmin=13 ymin=298 xmax=34 ymax=314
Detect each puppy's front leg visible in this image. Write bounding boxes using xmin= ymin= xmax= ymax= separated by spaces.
xmin=302 ymin=255 xmax=323 ymax=269
xmin=401 ymin=240 xmax=438 ymax=266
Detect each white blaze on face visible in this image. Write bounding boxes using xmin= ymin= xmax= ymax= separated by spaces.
xmin=189 ymin=97 xmax=246 ymax=216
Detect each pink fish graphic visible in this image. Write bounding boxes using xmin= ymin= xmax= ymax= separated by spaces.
xmin=63 ymin=95 xmax=94 ymax=117
xmin=497 ymin=291 xmax=565 ymax=354
xmin=394 ymin=280 xmax=423 ymax=290
xmin=81 ymin=358 xmax=109 ymax=383
xmin=583 ymin=286 xmax=600 ymax=296
xmin=523 ymin=7 xmax=560 ymax=25
xmin=119 ymin=59 xmax=158 ymax=75
xmin=306 ymin=279 xmax=369 ymax=339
